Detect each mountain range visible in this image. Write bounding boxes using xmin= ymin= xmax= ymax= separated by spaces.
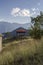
xmin=0 ymin=21 xmax=31 ymax=33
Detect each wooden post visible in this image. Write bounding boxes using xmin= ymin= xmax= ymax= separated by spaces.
xmin=0 ymin=34 xmax=2 ymax=52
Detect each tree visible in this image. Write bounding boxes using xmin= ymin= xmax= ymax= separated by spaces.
xmin=30 ymin=12 xmax=43 ymax=39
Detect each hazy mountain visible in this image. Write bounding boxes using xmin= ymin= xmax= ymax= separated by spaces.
xmin=0 ymin=21 xmax=31 ymax=33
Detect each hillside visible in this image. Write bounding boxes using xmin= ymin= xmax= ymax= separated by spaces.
xmin=0 ymin=37 xmax=43 ymax=65
xmin=0 ymin=22 xmax=31 ymax=33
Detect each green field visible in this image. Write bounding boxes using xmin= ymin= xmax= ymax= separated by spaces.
xmin=0 ymin=37 xmax=43 ymax=65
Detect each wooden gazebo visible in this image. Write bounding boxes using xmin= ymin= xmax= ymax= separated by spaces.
xmin=16 ymin=29 xmax=26 ymax=37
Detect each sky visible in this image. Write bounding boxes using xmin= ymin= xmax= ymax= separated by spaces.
xmin=0 ymin=0 xmax=43 ymax=24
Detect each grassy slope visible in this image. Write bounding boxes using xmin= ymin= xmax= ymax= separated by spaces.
xmin=0 ymin=38 xmax=43 ymax=65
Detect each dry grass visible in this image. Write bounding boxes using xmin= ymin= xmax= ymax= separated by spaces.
xmin=0 ymin=37 xmax=43 ymax=65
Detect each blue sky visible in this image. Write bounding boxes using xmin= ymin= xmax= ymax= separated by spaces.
xmin=0 ymin=0 xmax=43 ymax=24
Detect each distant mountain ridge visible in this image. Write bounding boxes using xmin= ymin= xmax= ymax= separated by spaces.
xmin=0 ymin=21 xmax=31 ymax=33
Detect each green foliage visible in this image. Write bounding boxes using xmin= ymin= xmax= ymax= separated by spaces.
xmin=30 ymin=12 xmax=43 ymax=39
xmin=41 ymin=30 xmax=43 ymax=35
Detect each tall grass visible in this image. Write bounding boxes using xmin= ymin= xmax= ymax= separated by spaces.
xmin=0 ymin=38 xmax=43 ymax=65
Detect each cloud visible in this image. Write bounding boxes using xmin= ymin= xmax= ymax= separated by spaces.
xmin=31 ymin=8 xmax=36 ymax=11
xmin=11 ymin=8 xmax=20 ymax=16
xmin=31 ymin=12 xmax=36 ymax=16
xmin=11 ymin=7 xmax=40 ymax=17
xmin=0 ymin=18 xmax=9 ymax=23
xmin=0 ymin=19 xmax=5 ymax=21
xmin=32 ymin=8 xmax=39 ymax=11
xmin=31 ymin=8 xmax=40 ymax=15
xmin=11 ymin=8 xmax=31 ymax=17
xmin=21 ymin=9 xmax=30 ymax=17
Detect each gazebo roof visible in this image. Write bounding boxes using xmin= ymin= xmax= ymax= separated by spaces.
xmin=16 ymin=29 xmax=26 ymax=33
